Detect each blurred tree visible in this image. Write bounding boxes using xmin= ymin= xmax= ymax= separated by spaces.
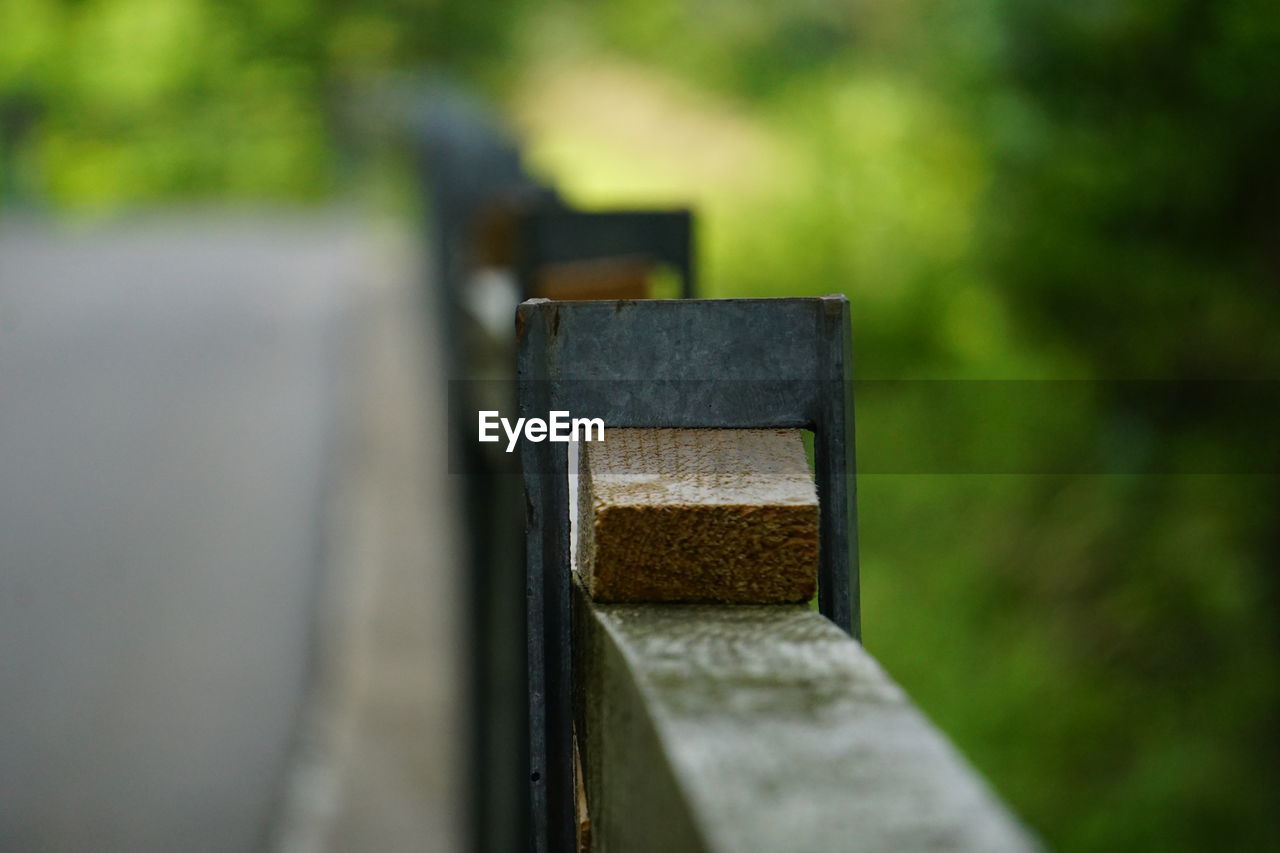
xmin=0 ymin=0 xmax=530 ymax=208
xmin=519 ymin=1 xmax=1280 ymax=848
xmin=983 ymin=0 xmax=1280 ymax=847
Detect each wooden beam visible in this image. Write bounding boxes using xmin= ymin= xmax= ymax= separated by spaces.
xmin=576 ymin=428 xmax=818 ymax=603
xmin=577 ymin=591 xmax=1041 ymax=852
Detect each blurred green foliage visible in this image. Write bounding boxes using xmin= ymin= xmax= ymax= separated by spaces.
xmin=512 ymin=4 xmax=1280 ymax=848
xmin=4 ymin=0 xmax=1278 ymax=849
xmin=0 ymin=0 xmax=524 ymax=206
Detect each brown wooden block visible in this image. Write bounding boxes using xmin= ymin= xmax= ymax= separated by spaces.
xmin=534 ymin=256 xmax=653 ymax=301
xmin=576 ymin=429 xmax=819 ymax=603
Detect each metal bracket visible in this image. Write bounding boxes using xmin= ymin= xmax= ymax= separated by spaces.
xmin=517 ymin=296 xmax=858 ymax=853
xmin=515 ymin=209 xmax=696 ymax=299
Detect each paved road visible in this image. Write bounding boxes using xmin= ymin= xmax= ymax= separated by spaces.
xmin=0 ymin=212 xmax=460 ymax=851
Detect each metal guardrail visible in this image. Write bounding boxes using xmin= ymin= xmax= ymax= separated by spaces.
xmin=517 ymin=297 xmax=857 ymax=851
xmin=416 ymin=83 xmax=1032 ymax=853
xmin=411 ymin=85 xmax=698 ymax=853
xmin=515 ymin=209 xmax=695 ymax=299
xmin=516 ymin=297 xmax=1041 ymax=852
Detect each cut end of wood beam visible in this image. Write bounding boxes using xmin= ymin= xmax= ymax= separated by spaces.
xmin=576 ymin=428 xmax=819 ymax=603
xmin=534 ymin=256 xmax=653 ymax=301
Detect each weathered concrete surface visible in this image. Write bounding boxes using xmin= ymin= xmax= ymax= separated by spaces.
xmin=577 ymin=429 xmax=818 ymax=603
xmin=0 ymin=213 xmax=461 ymax=852
xmin=0 ymin=213 xmax=360 ymax=851
xmin=270 ymin=223 xmax=464 ymax=853
xmin=579 ymin=594 xmax=1040 ymax=853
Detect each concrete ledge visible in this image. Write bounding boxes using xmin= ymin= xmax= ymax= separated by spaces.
xmin=577 ymin=588 xmax=1039 ymax=853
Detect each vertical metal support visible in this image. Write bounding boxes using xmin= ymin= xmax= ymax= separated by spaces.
xmin=517 ymin=303 xmax=576 ymax=853
xmin=518 ymin=296 xmax=858 ymax=852
xmin=816 ymin=295 xmax=858 ymax=638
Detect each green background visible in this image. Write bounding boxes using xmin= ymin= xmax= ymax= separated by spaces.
xmin=4 ymin=1 xmax=1279 ymax=848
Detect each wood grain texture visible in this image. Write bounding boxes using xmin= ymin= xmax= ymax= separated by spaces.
xmin=576 ymin=429 xmax=818 ymax=603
